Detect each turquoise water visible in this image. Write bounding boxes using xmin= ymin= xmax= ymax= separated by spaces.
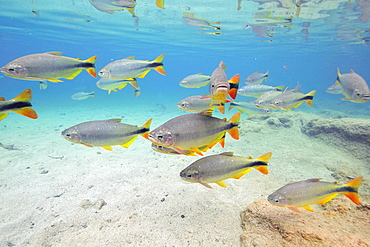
xmin=1 ymin=1 xmax=370 ymax=246
xmin=1 ymin=0 xmax=369 ymax=116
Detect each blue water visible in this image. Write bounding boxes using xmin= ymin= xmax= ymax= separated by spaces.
xmin=1 ymin=0 xmax=370 ymax=118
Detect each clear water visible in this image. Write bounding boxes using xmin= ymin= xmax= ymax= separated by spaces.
xmin=0 ymin=0 xmax=369 ymax=246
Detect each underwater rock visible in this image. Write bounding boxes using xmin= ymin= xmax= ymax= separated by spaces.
xmin=301 ymin=118 xmax=370 ymax=162
xmin=80 ymin=199 xmax=106 ymax=210
xmin=240 ymin=198 xmax=370 ymax=247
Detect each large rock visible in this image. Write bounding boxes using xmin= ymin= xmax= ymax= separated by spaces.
xmin=240 ymin=198 xmax=370 ymax=247
xmin=301 ymin=118 xmax=370 ymax=163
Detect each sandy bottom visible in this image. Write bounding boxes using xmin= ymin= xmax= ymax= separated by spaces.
xmin=0 ymin=102 xmax=369 ymax=246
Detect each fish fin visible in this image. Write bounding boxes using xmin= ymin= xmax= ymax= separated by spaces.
xmin=349 ymin=69 xmax=355 ymax=73
xmin=82 ymin=143 xmax=93 ymax=148
xmin=153 ymin=54 xmax=166 ymax=75
xmin=154 ymin=66 xmax=166 ymax=76
xmin=228 ymin=88 xmax=238 ymax=100
xmin=173 ymin=146 xmax=193 ymax=156
xmin=199 ymin=109 xmax=213 ymax=116
xmin=48 ymin=79 xmax=64 ymax=83
xmin=83 ymin=55 xmax=98 ymax=78
xmin=156 ymin=0 xmax=165 ymax=9
xmin=227 ymin=112 xmax=240 ymax=140
xmin=128 ymin=79 xmax=139 ymax=89
xmin=342 ymin=177 xmax=362 ymax=205
xmin=217 ymin=104 xmax=225 ymax=114
xmin=138 ymin=69 xmax=151 ymax=78
xmin=102 ymin=146 xmax=113 ymax=151
xmin=126 ymin=7 xmax=136 ymax=16
xmin=304 ymin=90 xmax=317 ymax=107
xmin=47 ymin=51 xmax=63 ymax=56
xmin=337 ymin=67 xmax=341 ymax=77
xmin=140 ymin=118 xmax=153 ymax=139
xmin=191 ymin=147 xmax=204 ymax=156
xmin=256 ymin=152 xmax=272 ymax=163
xmin=12 ymin=89 xmax=32 ymax=102
xmin=216 ymin=181 xmax=227 ymax=188
xmin=317 ymin=193 xmax=339 ymax=205
xmin=228 ymin=74 xmax=240 ymax=84
xmin=288 ymin=206 xmax=302 ymax=213
xmin=265 ymin=70 xmax=269 ymax=81
xmin=12 ymin=108 xmax=38 ymax=119
xmin=121 ymin=136 xmax=138 ymax=148
xmin=64 ymin=69 xmax=83 ymax=80
xmin=233 ymin=168 xmax=251 ymax=179
xmin=276 ymin=85 xmax=285 ymax=91
xmin=218 ymin=137 xmax=225 ymax=148
xmin=117 ymin=84 xmax=128 ymax=90
xmin=0 ymin=113 xmax=9 ymax=121
xmin=134 ymin=88 xmax=141 ymax=97
xmin=125 ymin=56 xmax=135 ymax=59
xmin=255 ymin=165 xmax=268 ymax=175
xmin=0 ymin=97 xmax=5 ymax=101
xmin=214 ymin=21 xmax=221 ymax=24
xmin=200 ymin=182 xmax=213 ymax=189
xmin=303 ymin=205 xmax=315 ymax=212
xmin=219 ymin=152 xmax=234 ymax=156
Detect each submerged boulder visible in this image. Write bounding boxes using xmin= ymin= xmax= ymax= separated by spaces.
xmin=240 ymin=198 xmax=370 ymax=247
xmin=301 ymin=118 xmax=370 ymax=163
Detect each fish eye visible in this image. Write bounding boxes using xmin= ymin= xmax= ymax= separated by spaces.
xmin=65 ymin=133 xmax=71 ymax=137
xmin=274 ymin=198 xmax=279 ymax=203
xmin=157 ymin=134 xmax=163 ymax=141
xmin=8 ymin=68 xmax=14 ymax=72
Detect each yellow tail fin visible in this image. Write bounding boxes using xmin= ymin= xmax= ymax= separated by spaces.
xmin=84 ymin=55 xmax=98 ymax=78
xmin=153 ymin=54 xmax=166 ymax=75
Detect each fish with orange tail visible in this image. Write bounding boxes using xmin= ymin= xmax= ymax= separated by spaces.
xmin=268 ymin=177 xmax=363 ymax=213
xmin=0 ymin=89 xmax=38 ymax=121
xmin=148 ymin=111 xmax=240 ymax=156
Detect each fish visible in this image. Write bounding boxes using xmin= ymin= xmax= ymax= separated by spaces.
xmin=238 ymin=84 xmax=284 ymax=98
xmin=267 ymin=177 xmax=363 ymax=213
xmin=0 ymin=89 xmax=38 ymax=121
xmin=229 ymin=101 xmax=272 ymax=116
xmin=334 ymin=68 xmax=370 ymax=103
xmin=254 ymin=88 xmax=284 ymax=109
xmin=156 ymin=0 xmax=165 ymax=9
xmin=177 ymin=95 xmax=213 ymax=113
xmin=182 ymin=12 xmax=221 ymax=34
xmin=245 ymin=70 xmax=269 ymax=85
xmin=179 ymin=73 xmax=211 ymax=88
xmin=206 ymin=61 xmax=240 ymax=113
xmin=270 ymin=90 xmax=316 ymax=111
xmin=180 ymin=152 xmax=272 ymax=188
xmin=61 ymin=118 xmax=152 ymax=151
xmin=71 ymin=91 xmax=96 ymax=100
xmin=96 ymin=78 xmax=140 ymax=96
xmin=151 ymin=143 xmax=200 ymax=156
xmin=88 ymin=0 xmax=137 ymax=16
xmin=1 ymin=52 xmax=97 ymax=83
xmin=326 ymin=83 xmax=342 ymax=94
xmin=148 ymin=111 xmax=240 ymax=156
xmin=98 ymin=54 xmax=166 ymax=79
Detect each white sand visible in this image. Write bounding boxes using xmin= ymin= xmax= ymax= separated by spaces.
xmin=0 ymin=102 xmax=369 ymax=246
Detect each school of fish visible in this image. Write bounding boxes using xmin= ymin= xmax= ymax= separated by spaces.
xmin=1 ymin=51 xmax=367 ymax=213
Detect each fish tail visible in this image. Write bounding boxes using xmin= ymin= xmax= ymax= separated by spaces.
xmin=153 ymin=54 xmax=166 ymax=75
xmin=253 ymin=152 xmax=272 ymax=174
xmin=265 ymin=70 xmax=270 ymax=82
xmin=89 ymin=91 xmax=96 ymax=98
xmin=228 ymin=74 xmax=240 ymax=99
xmin=156 ymin=0 xmax=165 ymax=9
xmin=13 ymin=88 xmax=32 ymax=102
xmin=227 ymin=112 xmax=240 ymax=140
xmin=140 ymin=118 xmax=153 ymax=140
xmin=276 ymin=85 xmax=285 ymax=91
xmin=83 ymin=55 xmax=98 ymax=78
xmin=9 ymin=89 xmax=38 ymax=119
xmin=305 ymin=90 xmax=317 ymax=107
xmin=342 ymin=177 xmax=363 ymax=205
xmin=337 ymin=67 xmax=341 ymax=77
